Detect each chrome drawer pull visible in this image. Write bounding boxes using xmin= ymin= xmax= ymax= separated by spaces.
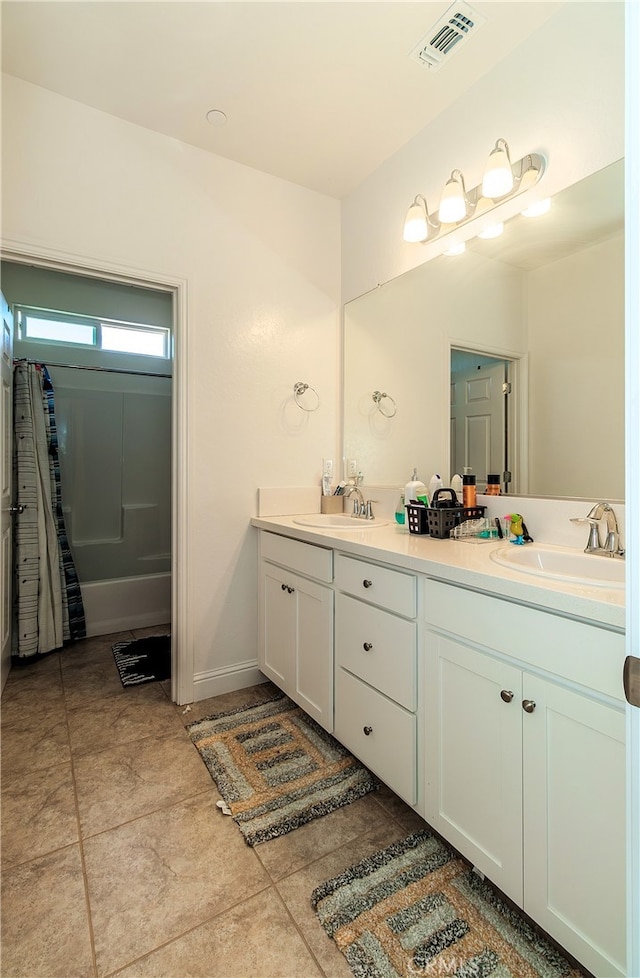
xmin=363 ymin=642 xmax=373 ymax=651
xmin=500 ymin=689 xmax=514 ymax=703
xmin=522 ymin=699 xmax=536 ymax=714
xmin=363 ymin=579 xmax=373 ymax=588
xmin=363 ymin=725 xmax=373 ymax=736
xmin=281 ymin=583 xmax=287 ymax=591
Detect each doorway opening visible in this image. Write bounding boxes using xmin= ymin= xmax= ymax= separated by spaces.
xmin=450 ymin=347 xmax=523 ymax=494
xmin=0 ymin=247 xmax=190 ymax=704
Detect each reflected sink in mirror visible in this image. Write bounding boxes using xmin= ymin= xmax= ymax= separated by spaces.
xmin=293 ymin=514 xmax=389 ymax=529
xmin=490 ymin=544 xmax=625 ymax=589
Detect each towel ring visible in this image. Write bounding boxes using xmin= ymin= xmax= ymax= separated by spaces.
xmin=293 ymin=382 xmax=320 ymax=412
xmin=372 ymin=390 xmax=397 ymax=418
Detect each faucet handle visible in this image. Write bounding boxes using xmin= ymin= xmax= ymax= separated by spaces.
xmin=351 ymin=499 xmax=361 ymax=517
xmin=364 ymin=499 xmax=378 ymax=520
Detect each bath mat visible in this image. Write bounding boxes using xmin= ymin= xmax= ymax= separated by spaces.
xmin=312 ymin=829 xmax=586 ymax=978
xmin=112 ymin=635 xmax=171 ymax=687
xmin=188 ymin=692 xmax=378 ymax=846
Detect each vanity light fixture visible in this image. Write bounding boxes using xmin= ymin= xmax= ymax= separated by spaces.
xmin=482 ymin=139 xmax=513 ymax=198
xmin=521 ymin=198 xmax=551 ymax=217
xmin=478 ymin=222 xmax=504 ymax=239
xmin=443 ymin=241 xmax=466 ymax=256
xmin=402 ymin=138 xmax=546 ymax=248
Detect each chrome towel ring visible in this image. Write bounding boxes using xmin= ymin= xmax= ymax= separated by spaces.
xmin=372 ymin=390 xmax=397 ymax=418
xmin=293 ymin=382 xmax=320 ymax=412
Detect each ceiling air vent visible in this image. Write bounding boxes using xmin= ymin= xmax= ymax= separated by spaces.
xmin=411 ymin=1 xmax=486 ymax=71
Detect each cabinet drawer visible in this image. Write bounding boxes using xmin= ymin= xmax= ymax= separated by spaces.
xmin=335 ymin=554 xmax=416 ymax=618
xmin=335 ymin=667 xmax=417 ymax=805
xmin=424 ymin=579 xmax=626 ymax=700
xmin=260 ymin=531 xmax=332 ymax=583
xmin=336 ymin=593 xmax=416 ymax=710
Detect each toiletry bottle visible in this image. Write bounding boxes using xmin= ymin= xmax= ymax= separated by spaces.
xmin=428 ymin=473 xmax=444 ymax=503
xmin=451 ymin=474 xmax=463 ymax=503
xmin=486 ymin=474 xmax=501 ymax=495
xmin=395 ymin=492 xmax=406 ymax=525
xmin=462 ymin=473 xmax=476 ymax=509
xmin=404 ymin=468 xmax=427 ymax=506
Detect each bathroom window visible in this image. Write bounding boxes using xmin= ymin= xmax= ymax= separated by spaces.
xmin=15 ymin=305 xmax=171 ymax=359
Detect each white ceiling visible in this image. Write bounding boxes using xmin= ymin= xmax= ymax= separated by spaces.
xmin=0 ymin=1 xmax=562 ymax=198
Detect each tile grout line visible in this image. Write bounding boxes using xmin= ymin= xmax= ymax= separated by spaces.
xmin=61 ymin=638 xmax=130 ymax=978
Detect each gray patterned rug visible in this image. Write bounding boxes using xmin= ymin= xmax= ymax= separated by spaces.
xmin=188 ymin=693 xmax=378 ymax=846
xmin=312 ymin=830 xmax=586 ymax=978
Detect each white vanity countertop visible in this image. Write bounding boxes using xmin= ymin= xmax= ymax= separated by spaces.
xmin=251 ymin=516 xmax=625 ymax=631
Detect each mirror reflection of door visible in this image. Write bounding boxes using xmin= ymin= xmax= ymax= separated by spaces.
xmin=450 ymin=349 xmax=512 ymax=492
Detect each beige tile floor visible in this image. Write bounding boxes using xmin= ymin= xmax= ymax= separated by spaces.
xmin=1 ymin=627 xmax=425 ymax=978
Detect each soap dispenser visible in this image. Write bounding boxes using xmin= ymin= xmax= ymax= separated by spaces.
xmin=404 ymin=468 xmax=427 ymax=506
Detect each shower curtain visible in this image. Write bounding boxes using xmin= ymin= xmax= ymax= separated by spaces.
xmin=13 ymin=361 xmax=86 ymax=658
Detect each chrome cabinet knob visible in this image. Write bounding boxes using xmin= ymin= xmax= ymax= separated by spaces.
xmin=8 ymin=504 xmax=25 ymax=515
xmin=522 ymin=699 xmax=536 ymax=714
xmin=363 ymin=642 xmax=373 ymax=651
xmin=363 ymin=725 xmax=373 ymax=736
xmin=500 ymin=689 xmax=514 ymax=703
xmin=281 ymin=583 xmax=287 ymax=591
xmin=362 ymin=579 xmax=372 ymax=588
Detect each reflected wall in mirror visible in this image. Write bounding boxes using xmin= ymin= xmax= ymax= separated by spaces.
xmin=343 ymin=160 xmax=624 ymax=499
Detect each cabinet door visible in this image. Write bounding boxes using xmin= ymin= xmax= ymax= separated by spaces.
xmin=523 ymin=675 xmax=626 ymax=978
xmin=425 ymin=632 xmax=523 ymax=906
xmin=293 ymin=574 xmax=334 ymax=733
xmin=260 ymin=562 xmax=295 ymax=692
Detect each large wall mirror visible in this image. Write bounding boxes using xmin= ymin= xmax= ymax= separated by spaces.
xmin=343 ymin=159 xmax=624 ymax=500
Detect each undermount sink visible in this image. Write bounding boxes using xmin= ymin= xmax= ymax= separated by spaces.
xmin=490 ymin=543 xmax=625 ymax=589
xmin=293 ymin=514 xmax=389 ymax=529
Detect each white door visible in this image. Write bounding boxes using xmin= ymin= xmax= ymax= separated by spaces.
xmin=259 ymin=561 xmax=294 ymax=693
xmin=1 ymin=293 xmax=14 ymax=692
xmin=293 ymin=575 xmax=333 ymax=732
xmin=451 ymin=352 xmax=509 ymax=490
xmin=424 ymin=633 xmax=524 ymax=905
xmin=523 ymin=674 xmax=626 ymax=978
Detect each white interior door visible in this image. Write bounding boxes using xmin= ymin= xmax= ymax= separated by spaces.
xmin=451 ymin=351 xmax=509 ymax=489
xmin=1 ymin=293 xmax=14 ymax=691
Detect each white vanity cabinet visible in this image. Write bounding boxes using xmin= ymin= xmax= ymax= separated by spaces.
xmin=258 ymin=531 xmax=334 ymax=732
xmin=334 ymin=554 xmax=418 ymax=805
xmin=424 ymin=578 xmax=626 ymax=978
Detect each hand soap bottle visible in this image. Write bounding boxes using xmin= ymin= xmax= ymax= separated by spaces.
xmin=395 ymin=492 xmax=406 ymax=525
xmin=404 ymin=468 xmax=427 ymax=506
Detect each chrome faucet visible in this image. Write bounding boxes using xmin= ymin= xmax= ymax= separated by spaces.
xmin=343 ymin=485 xmax=378 ymax=520
xmin=344 ymin=484 xmax=365 ymax=517
xmin=570 ymin=502 xmax=625 ymax=558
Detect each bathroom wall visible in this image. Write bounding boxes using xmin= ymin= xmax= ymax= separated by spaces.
xmin=341 ymin=3 xmax=625 ymax=303
xmin=1 ymin=72 xmax=341 ymax=697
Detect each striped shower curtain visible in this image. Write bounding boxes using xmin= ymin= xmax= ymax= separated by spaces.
xmin=13 ymin=361 xmax=86 ymax=658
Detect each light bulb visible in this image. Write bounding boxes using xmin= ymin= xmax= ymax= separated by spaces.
xmin=482 ymin=139 xmax=513 ymax=199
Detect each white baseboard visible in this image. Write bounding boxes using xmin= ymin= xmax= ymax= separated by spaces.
xmin=192 ymin=659 xmax=268 ymax=703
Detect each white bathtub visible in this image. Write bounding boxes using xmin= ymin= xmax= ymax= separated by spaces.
xmin=80 ymin=572 xmax=171 ymax=636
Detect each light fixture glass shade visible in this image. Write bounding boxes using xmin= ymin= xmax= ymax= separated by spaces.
xmin=482 ymin=140 xmax=513 ymax=198
xmin=438 ymin=172 xmax=467 ymax=224
xmin=403 ymin=196 xmax=429 ymax=242
xmin=521 ymin=198 xmax=551 ymax=218
xmin=444 ymin=241 xmax=466 ymax=256
xmin=478 ymin=222 xmax=504 ymax=239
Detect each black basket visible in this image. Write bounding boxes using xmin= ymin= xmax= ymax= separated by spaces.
xmin=405 ymin=503 xmax=430 ymax=535
xmin=426 ymin=503 xmax=486 ymax=539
